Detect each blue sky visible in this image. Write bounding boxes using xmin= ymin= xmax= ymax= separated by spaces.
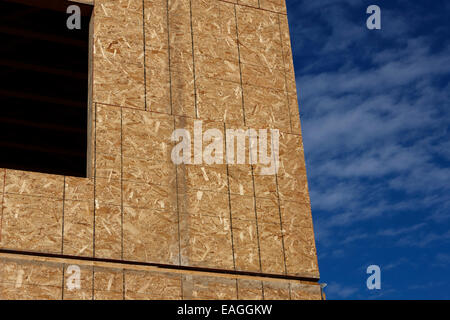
xmin=286 ymin=0 xmax=450 ymax=299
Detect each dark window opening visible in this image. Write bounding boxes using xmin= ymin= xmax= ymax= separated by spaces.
xmin=0 ymin=0 xmax=93 ymax=177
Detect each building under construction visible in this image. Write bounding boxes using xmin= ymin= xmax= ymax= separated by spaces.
xmin=0 ymin=0 xmax=320 ymax=299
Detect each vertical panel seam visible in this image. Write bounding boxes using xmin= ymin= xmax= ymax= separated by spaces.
xmin=0 ymin=169 xmax=6 ymax=243
xmin=224 ymin=123 xmax=237 ymax=272
xmin=234 ymin=4 xmax=247 ymax=126
xmin=166 ymin=0 xmax=174 ymax=115
xmin=189 ymin=0 xmax=199 ymax=118
xmin=93 ymin=102 xmax=97 ymax=258
xmin=61 ymin=176 xmax=66 ymax=255
xmin=278 ymin=13 xmax=293 ymax=133
xmin=142 ymin=0 xmax=148 ymax=111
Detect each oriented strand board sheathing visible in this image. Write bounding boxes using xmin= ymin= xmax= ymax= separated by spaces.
xmin=63 ymin=200 xmax=94 ymax=257
xmin=0 ymin=0 xmax=321 ymax=300
xmin=232 ymin=218 xmax=261 ymax=272
xmin=1 ymin=194 xmax=63 ymax=253
xmin=283 ymin=225 xmax=320 ymax=278
xmin=94 ymin=267 xmax=124 ymax=300
xmin=259 ymin=0 xmax=287 ymax=14
xmin=229 ymin=194 xmax=255 ymax=221
xmin=62 ymin=264 xmax=93 ymax=300
xmin=179 ymin=214 xmax=234 ymax=269
xmin=122 ymin=108 xmax=174 ymax=162
xmin=123 ymin=206 xmax=179 ymax=264
xmin=125 ymin=270 xmax=182 ymax=300
xmin=0 ymin=259 xmax=62 ymax=300
xmin=182 ymin=274 xmax=237 ymax=300
xmin=93 ymin=1 xmax=145 ymax=109
xmin=4 ymin=169 xmax=64 ymax=199
xmin=94 ymin=204 xmax=122 ymax=259
xmin=256 ymin=197 xmax=280 ymax=225
xmin=145 ymin=46 xmax=171 ymax=114
xmin=195 ymin=55 xmax=241 ymax=83
xmin=228 ymin=165 xmax=254 ymax=196
xmin=178 ymin=164 xmax=228 ymax=193
xmin=290 ymin=282 xmax=322 ymax=300
xmin=237 ymin=279 xmax=263 ymax=300
xmin=237 ymin=0 xmax=259 ymax=8
xmin=263 ymin=281 xmax=290 ymax=300
xmin=241 ymin=63 xmax=286 ymax=91
xmin=280 ymin=201 xmax=314 ymax=229
xmin=196 ymin=77 xmax=244 ymax=124
xmin=243 ymin=84 xmax=290 ymax=131
xmin=0 ymin=255 xmax=321 ymax=300
xmin=95 ymin=104 xmax=121 ymax=155
xmin=96 ymin=153 xmax=122 ymax=180
xmin=178 ymin=189 xmax=229 ymax=219
xmin=258 ymin=222 xmax=285 ymax=275
xmin=192 ymin=0 xmax=239 ymax=62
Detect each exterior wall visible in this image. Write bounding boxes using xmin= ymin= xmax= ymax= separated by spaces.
xmin=0 ymin=254 xmax=321 ymax=300
xmin=0 ymin=0 xmax=320 ymax=299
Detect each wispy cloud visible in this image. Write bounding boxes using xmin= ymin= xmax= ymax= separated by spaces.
xmin=288 ymin=0 xmax=450 ymax=299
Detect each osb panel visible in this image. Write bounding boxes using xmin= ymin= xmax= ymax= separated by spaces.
xmin=4 ymin=170 xmax=64 ymax=199
xmin=229 ymin=194 xmax=255 ymax=221
xmin=95 ymin=177 xmax=121 ymax=206
xmin=253 ymin=170 xmax=278 ymax=199
xmin=96 ymin=0 xmax=143 ymax=16
xmin=195 ymin=55 xmax=241 ymax=83
xmin=182 ymin=275 xmax=237 ymax=300
xmin=1 ymin=194 xmax=63 ymax=253
xmin=63 ymin=264 xmax=93 ymax=300
xmin=144 ymin=0 xmax=168 ymax=49
xmin=93 ymin=62 xmax=145 ymax=109
xmin=93 ymin=0 xmax=145 ymax=108
xmin=256 ymin=197 xmax=280 ymax=225
xmin=95 ymin=104 xmax=121 ymax=155
xmin=122 ymin=108 xmax=174 ymax=162
xmin=146 ymin=47 xmax=171 ymax=114
xmin=259 ymin=0 xmax=287 ymax=14
xmin=179 ymin=215 xmax=234 ymax=269
xmin=0 ymin=168 xmax=5 ymax=191
xmin=94 ymin=267 xmax=124 ymax=300
xmin=125 ymin=270 xmax=182 ymax=300
xmin=243 ymin=84 xmax=290 ymax=131
xmin=237 ymin=279 xmax=263 ymax=300
xmin=280 ymin=201 xmax=314 ymax=229
xmin=63 ymin=200 xmax=94 ymax=257
xmin=178 ymin=189 xmax=229 ymax=219
xmin=123 ymin=180 xmax=176 ymax=211
xmin=238 ymin=0 xmax=259 ymax=8
xmin=196 ymin=77 xmax=244 ymax=124
xmin=96 ymin=153 xmax=122 ymax=180
xmin=241 ymin=63 xmax=286 ymax=90
xmin=258 ymin=222 xmax=285 ymax=275
xmin=228 ymin=165 xmax=254 ymax=196
xmin=0 ymin=256 xmax=319 ymax=300
xmin=277 ymin=174 xmax=310 ymax=203
xmin=0 ymin=259 xmax=62 ymax=300
xmin=192 ymin=0 xmax=239 ymax=62
xmin=171 ymin=71 xmax=196 ymax=117
xmin=122 ymin=158 xmax=176 ymax=186
xmin=263 ymin=281 xmax=290 ymax=300
xmin=232 ymin=218 xmax=261 ymax=272
xmin=123 ymin=207 xmax=179 ymax=264
xmin=290 ymin=282 xmax=322 ymax=300
xmin=178 ymin=164 xmax=228 ymax=193
xmin=65 ymin=177 xmax=94 ymax=201
xmin=0 ymin=0 xmax=320 ymax=288
xmin=283 ymin=226 xmax=320 ymax=278
xmin=94 ymin=203 xmax=122 ymax=259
